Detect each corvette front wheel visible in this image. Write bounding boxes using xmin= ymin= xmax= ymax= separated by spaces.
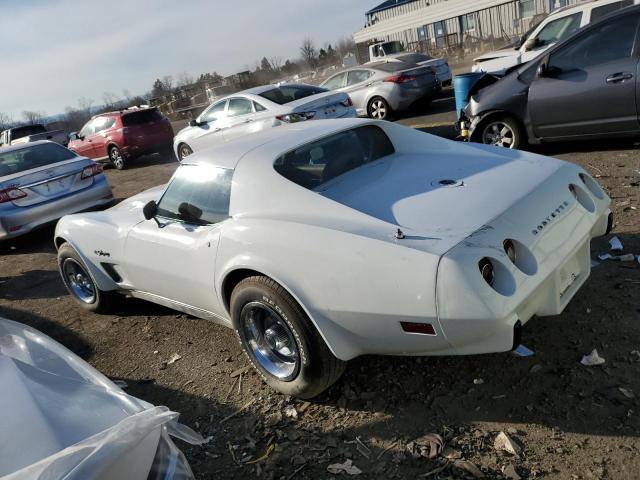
xmin=57 ymin=243 xmax=118 ymax=313
xmin=231 ymin=276 xmax=345 ymax=399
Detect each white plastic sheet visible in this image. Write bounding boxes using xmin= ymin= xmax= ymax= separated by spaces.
xmin=0 ymin=318 xmax=205 ymax=479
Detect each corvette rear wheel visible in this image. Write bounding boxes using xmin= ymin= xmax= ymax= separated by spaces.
xmin=480 ymin=117 xmax=522 ymax=149
xmin=231 ymin=276 xmax=345 ymax=399
xmin=57 ymin=243 xmax=118 ymax=313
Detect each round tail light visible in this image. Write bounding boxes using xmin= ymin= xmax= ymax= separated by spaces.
xmin=478 ymin=258 xmax=494 ymax=286
xmin=503 ymin=239 xmax=516 ymax=264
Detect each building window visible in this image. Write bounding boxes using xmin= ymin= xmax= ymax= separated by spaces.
xmin=519 ymin=0 xmax=536 ymax=18
xmin=433 ymin=20 xmax=447 ymax=48
xmin=461 ymin=13 xmax=476 ymax=32
xmin=549 ymin=0 xmax=567 ymax=10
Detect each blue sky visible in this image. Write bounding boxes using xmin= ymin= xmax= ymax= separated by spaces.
xmin=0 ymin=0 xmax=372 ymax=119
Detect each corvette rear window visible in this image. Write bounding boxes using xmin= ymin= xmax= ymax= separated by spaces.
xmin=0 ymin=143 xmax=77 ymax=176
xmin=259 ymin=85 xmax=327 ymax=105
xmin=274 ymin=125 xmax=395 ymax=190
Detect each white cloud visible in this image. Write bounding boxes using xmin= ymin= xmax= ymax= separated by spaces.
xmin=0 ymin=0 xmax=371 ymax=119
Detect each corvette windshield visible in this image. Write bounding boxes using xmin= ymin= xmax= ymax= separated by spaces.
xmin=157 ymin=165 xmax=233 ymax=225
xmin=274 ymin=125 xmax=395 ymax=190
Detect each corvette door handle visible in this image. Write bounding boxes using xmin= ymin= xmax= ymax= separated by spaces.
xmin=606 ymin=73 xmax=633 ymax=83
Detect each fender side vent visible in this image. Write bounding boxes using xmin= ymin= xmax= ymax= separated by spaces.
xmin=101 ymin=263 xmax=122 ymax=283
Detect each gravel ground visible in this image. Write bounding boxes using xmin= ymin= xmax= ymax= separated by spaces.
xmin=1 ymin=105 xmax=639 ymax=479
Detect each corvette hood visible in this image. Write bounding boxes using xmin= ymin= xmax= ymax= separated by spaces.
xmin=318 ymin=144 xmax=570 ymax=255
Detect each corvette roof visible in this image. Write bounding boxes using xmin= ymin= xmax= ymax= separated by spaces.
xmin=184 ymin=118 xmax=375 ymax=170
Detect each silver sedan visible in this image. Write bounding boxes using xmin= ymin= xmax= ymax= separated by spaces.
xmin=320 ymin=62 xmax=441 ymax=120
xmin=0 ymin=141 xmax=114 ymax=246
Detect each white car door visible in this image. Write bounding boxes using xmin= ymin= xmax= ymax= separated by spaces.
xmin=222 ymin=97 xmax=270 ymax=142
xmin=122 ymin=164 xmax=232 ymax=318
xmin=189 ymin=100 xmax=229 ymax=151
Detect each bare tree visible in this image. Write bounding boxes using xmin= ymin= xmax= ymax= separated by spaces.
xmin=161 ymin=75 xmax=174 ymax=93
xmin=22 ymin=110 xmax=45 ymax=124
xmin=0 ymin=112 xmax=13 ymax=131
xmin=269 ymin=56 xmax=283 ymax=71
xmin=102 ymin=91 xmax=120 ymax=110
xmin=336 ymin=36 xmax=356 ymax=57
xmin=176 ymin=71 xmax=194 ymax=88
xmin=77 ymin=97 xmax=94 ymax=115
xmin=300 ymin=37 xmax=318 ymax=68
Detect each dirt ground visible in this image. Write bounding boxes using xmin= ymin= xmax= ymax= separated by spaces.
xmin=1 ymin=121 xmax=639 ymax=479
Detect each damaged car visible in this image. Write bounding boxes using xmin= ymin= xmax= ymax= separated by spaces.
xmin=55 ymin=118 xmax=611 ymax=399
xmin=462 ymin=5 xmax=640 ymax=149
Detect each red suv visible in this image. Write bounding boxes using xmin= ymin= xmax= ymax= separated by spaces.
xmin=68 ymin=108 xmax=174 ymax=169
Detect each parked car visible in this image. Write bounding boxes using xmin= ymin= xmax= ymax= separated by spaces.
xmin=0 ymin=317 xmax=203 ymax=479
xmin=68 ymin=107 xmax=174 ymax=169
xmin=320 ymin=62 xmax=441 ymax=120
xmin=366 ymin=41 xmax=452 ymax=85
xmin=173 ymin=83 xmax=356 ymax=161
xmin=462 ymin=5 xmax=640 ymax=149
xmin=0 ymin=141 xmax=113 ymax=247
xmin=0 ymin=124 xmax=68 ymax=147
xmin=472 ymin=0 xmax=639 ymax=75
xmin=55 ymin=118 xmax=611 ymax=398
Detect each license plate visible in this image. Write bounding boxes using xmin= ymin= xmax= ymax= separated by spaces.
xmin=559 ymin=255 xmax=582 ymax=299
xmin=33 ymin=177 xmax=70 ymax=196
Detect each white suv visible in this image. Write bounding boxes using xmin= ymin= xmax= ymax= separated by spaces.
xmin=473 ymin=0 xmax=638 ymax=74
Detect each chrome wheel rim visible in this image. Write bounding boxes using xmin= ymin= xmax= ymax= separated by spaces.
xmin=62 ymin=258 xmax=96 ymax=304
xmin=110 ymin=148 xmax=124 ymax=168
xmin=482 ymin=122 xmax=515 ymax=148
xmin=241 ymin=302 xmax=299 ymax=381
xmin=370 ymin=99 xmax=387 ymax=119
xmin=179 ymin=145 xmax=192 ymax=161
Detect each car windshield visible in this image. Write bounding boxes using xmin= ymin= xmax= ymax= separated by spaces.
xmin=259 ymin=85 xmax=327 ymax=105
xmin=382 ymin=41 xmax=404 ymax=54
xmin=11 ymin=125 xmax=46 ymax=140
xmin=274 ymin=125 xmax=395 ymax=190
xmin=0 ymin=143 xmax=77 ymax=177
xmin=122 ymin=109 xmax=163 ymax=126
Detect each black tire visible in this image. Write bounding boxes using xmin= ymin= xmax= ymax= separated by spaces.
xmin=109 ymin=145 xmax=126 ymax=170
xmin=477 ymin=116 xmax=523 ymax=149
xmin=367 ymin=96 xmax=391 ymax=120
xmin=177 ymin=143 xmax=193 ymax=162
xmin=57 ymin=242 xmax=118 ymax=313
xmin=231 ymin=276 xmax=345 ymax=399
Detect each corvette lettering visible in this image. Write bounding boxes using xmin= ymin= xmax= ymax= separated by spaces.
xmin=532 ymin=201 xmax=570 ymax=235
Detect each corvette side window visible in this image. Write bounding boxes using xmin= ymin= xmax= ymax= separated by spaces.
xmin=157 ymin=165 xmax=233 ymax=225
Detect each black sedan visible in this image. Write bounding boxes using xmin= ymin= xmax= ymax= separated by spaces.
xmin=462 ymin=5 xmax=640 ymax=149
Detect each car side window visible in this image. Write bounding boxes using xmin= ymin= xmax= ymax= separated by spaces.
xmin=346 ymin=70 xmax=371 ymax=86
xmin=157 ymin=165 xmax=234 ymax=225
xmin=532 ymin=12 xmax=583 ymax=47
xmin=227 ymin=98 xmax=253 ymax=117
xmin=253 ymin=101 xmax=267 ymax=112
xmin=549 ymin=14 xmax=639 ymax=71
xmin=322 ymin=72 xmax=347 ymax=90
xmin=79 ymin=119 xmax=97 ymax=138
xmin=94 ymin=116 xmax=116 ymax=134
xmin=200 ymin=101 xmax=226 ymax=123
xmin=591 ymin=1 xmax=633 ymax=22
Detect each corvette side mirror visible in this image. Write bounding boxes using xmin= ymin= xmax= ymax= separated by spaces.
xmin=189 ymin=119 xmax=199 ymax=127
xmin=143 ymin=200 xmax=158 ymax=220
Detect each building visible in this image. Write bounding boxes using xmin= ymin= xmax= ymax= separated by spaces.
xmin=353 ymin=0 xmax=580 ymax=62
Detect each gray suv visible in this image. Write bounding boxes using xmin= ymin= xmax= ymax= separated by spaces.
xmin=463 ymin=5 xmax=640 ymax=149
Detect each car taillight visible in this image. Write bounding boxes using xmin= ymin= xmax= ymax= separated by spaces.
xmin=384 ymin=74 xmax=416 ymax=83
xmin=81 ymin=163 xmax=103 ymax=179
xmin=478 ymin=258 xmax=494 ymax=286
xmin=342 ymin=98 xmax=353 ymax=107
xmin=0 ymin=186 xmax=27 ymax=203
xmin=276 ymin=112 xmax=316 ymax=123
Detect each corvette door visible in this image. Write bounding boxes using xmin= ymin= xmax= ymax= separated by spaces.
xmin=123 ymin=164 xmax=233 ymax=317
xmin=529 ymin=13 xmax=640 ymax=139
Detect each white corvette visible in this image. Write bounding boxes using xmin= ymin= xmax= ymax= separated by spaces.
xmin=55 ymin=119 xmax=612 ymax=398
